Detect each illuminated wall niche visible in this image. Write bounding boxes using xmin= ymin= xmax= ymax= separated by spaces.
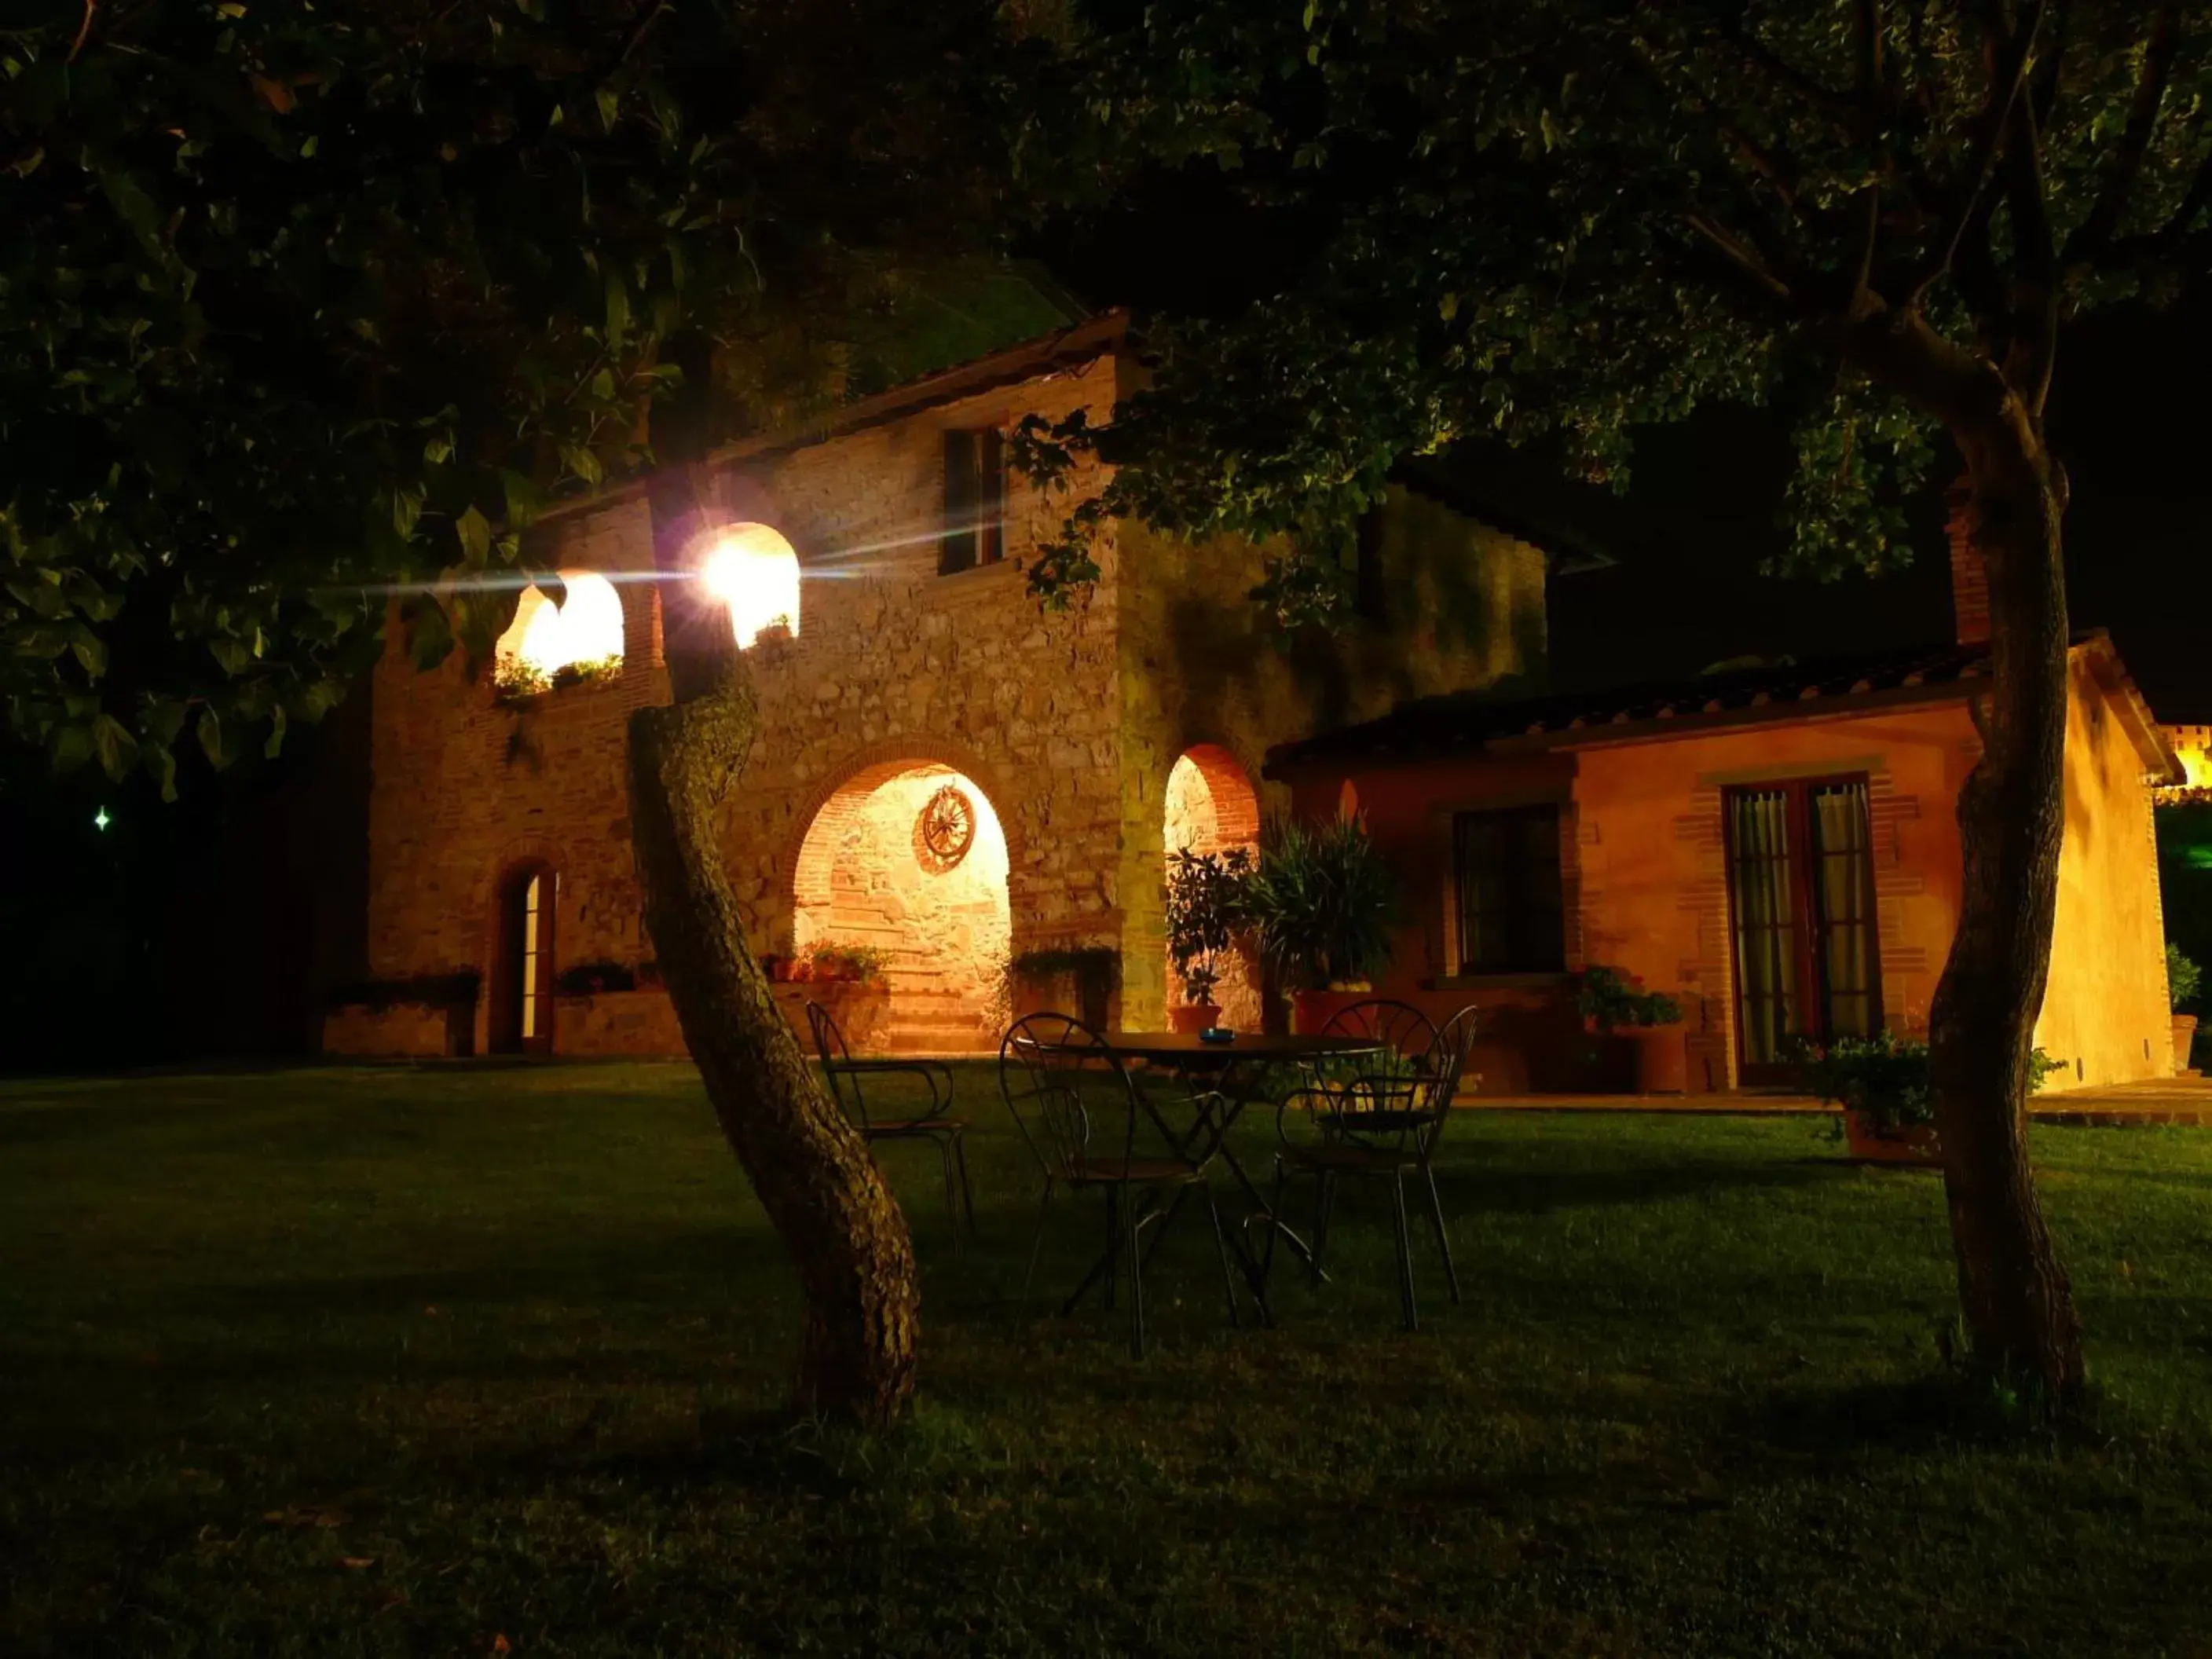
xmin=493 ymin=570 xmax=625 ymax=695
xmin=702 ymin=523 xmax=802 ymax=649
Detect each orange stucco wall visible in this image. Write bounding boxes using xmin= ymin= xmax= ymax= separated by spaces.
xmin=2038 ymin=654 xmax=2172 ymax=1088
xmin=1284 ymin=654 xmax=2171 ymax=1093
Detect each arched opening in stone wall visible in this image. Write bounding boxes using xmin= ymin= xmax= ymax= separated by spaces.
xmin=793 ymin=762 xmax=1012 ymax=1053
xmin=1163 ymin=745 xmax=1263 ymax=1031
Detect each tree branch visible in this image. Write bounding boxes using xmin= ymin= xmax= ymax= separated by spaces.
xmin=1906 ymin=0 xmax=2046 ymax=308
xmin=66 ymin=0 xmax=95 ymax=61
xmin=2000 ymin=93 xmax=2059 ymax=416
xmin=1855 ymin=0 xmax=1885 ymax=106
xmin=2063 ymin=5 xmax=2181 ymax=264
xmin=1681 ymin=210 xmax=1797 ymax=308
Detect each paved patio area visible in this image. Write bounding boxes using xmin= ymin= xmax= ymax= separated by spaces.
xmin=1464 ymin=1076 xmax=2212 ymax=1127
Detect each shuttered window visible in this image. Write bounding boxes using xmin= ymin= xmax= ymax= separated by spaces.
xmin=940 ymin=427 xmax=1005 ymax=575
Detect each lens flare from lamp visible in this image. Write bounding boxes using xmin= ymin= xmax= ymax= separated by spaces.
xmin=701 ymin=524 xmax=801 ymax=649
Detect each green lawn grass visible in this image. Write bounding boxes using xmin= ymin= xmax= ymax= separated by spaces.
xmin=3 ymin=1062 xmax=2210 ymax=1657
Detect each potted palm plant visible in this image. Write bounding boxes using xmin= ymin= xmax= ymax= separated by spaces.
xmin=1244 ymin=812 xmax=1401 ymax=1033
xmin=1165 ymin=845 xmax=1252 ymax=1032
xmin=2170 ymin=943 xmax=2200 ymax=1074
xmin=1577 ymin=965 xmax=1688 ymax=1093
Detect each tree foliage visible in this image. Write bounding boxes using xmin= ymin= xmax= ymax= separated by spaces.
xmin=1023 ymin=0 xmax=2212 ymax=620
xmin=2 ymin=0 xmax=1046 ymax=793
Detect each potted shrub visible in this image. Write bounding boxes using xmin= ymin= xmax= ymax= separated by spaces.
xmin=805 ymin=942 xmax=885 ymax=985
xmin=1165 ymin=845 xmax=1252 ymax=1032
xmin=2169 ymin=943 xmax=2200 ymax=1073
xmin=1577 ymin=965 xmax=1687 ymax=1093
xmin=1244 ymin=811 xmax=1401 ymax=1033
xmin=1800 ymin=1031 xmax=1941 ymax=1165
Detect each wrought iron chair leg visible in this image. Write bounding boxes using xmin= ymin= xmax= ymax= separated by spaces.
xmin=1126 ymin=1181 xmax=1148 ymax=1359
xmin=1102 ymin=1187 xmax=1119 ymax=1313
xmin=1423 ymin=1163 xmax=1462 ymax=1305
xmin=1390 ymin=1171 xmax=1419 ymax=1331
xmin=1261 ymin=1156 xmax=1287 ymax=1284
xmin=1022 ymin=1176 xmax=1053 ymax=1302
xmin=1140 ymin=1184 xmax=1191 ymax=1275
xmin=1310 ymin=1172 xmax=1339 ymax=1287
xmin=936 ymin=1136 xmax=960 ymax=1256
xmin=1203 ymin=1183 xmax=1240 ymax=1329
xmin=954 ymin=1132 xmax=977 ymax=1236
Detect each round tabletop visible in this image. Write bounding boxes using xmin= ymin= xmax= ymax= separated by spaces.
xmin=1090 ymin=1030 xmax=1384 ymax=1065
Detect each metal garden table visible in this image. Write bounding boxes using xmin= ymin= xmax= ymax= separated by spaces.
xmin=1061 ymin=1029 xmax=1386 ymax=1324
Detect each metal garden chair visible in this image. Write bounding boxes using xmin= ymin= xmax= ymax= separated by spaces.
xmin=1264 ymin=1004 xmax=1478 ymax=1330
xmin=807 ymin=1000 xmax=975 ymax=1240
xmin=998 ymin=1012 xmax=1241 ymax=1357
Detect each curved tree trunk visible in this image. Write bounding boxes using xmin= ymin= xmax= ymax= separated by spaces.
xmin=1925 ymin=410 xmax=2085 ymax=1405
xmin=627 ymin=670 xmax=921 ymax=1424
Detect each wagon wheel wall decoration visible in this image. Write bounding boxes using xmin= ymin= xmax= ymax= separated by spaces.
xmin=914 ymin=784 xmax=977 ymax=873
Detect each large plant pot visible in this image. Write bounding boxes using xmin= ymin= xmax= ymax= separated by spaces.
xmin=1168 ymin=1001 xmax=1222 ymax=1035
xmin=2173 ymin=1013 xmax=2198 ymax=1073
xmin=1842 ymin=1109 xmax=1942 ymax=1166
xmin=1626 ymin=1023 xmax=1688 ymax=1093
xmin=1290 ymin=988 xmax=1369 ymax=1035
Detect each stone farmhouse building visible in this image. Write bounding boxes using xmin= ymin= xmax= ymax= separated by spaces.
xmin=324 ymin=315 xmax=1562 ymax=1060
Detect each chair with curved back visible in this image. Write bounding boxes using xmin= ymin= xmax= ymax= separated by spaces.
xmin=1264 ymin=1003 xmax=1478 ymax=1329
xmin=806 ymin=1000 xmax=974 ymax=1240
xmin=998 ymin=1012 xmax=1240 ymax=1357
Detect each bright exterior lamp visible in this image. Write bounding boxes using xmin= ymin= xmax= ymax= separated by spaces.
xmin=701 ymin=523 xmax=801 ymax=649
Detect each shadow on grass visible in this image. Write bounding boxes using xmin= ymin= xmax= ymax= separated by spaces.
xmin=1763 ymin=1373 xmax=2088 ymax=1453
xmin=1434 ymin=1156 xmax=1844 ymax=1214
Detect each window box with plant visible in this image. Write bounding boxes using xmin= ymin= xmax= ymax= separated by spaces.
xmin=1245 ymin=812 xmax=1402 ymax=1034
xmin=1165 ymin=845 xmax=1252 ymax=1032
xmin=2169 ymin=943 xmax=2200 ymax=1075
xmin=1577 ymin=965 xmax=1688 ymax=1093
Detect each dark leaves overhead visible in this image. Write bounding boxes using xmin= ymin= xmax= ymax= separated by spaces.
xmin=1024 ymin=1 xmax=2212 ymax=623
xmin=2 ymin=0 xmax=1048 ymax=791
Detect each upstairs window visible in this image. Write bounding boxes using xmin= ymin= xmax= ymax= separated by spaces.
xmin=1453 ymin=804 xmax=1566 ymax=975
xmin=940 ymin=427 xmax=1006 ymax=575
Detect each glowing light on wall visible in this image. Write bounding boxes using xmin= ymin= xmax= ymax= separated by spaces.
xmin=701 ymin=523 xmax=802 ymax=648
xmin=495 ymin=569 xmax=626 ymax=679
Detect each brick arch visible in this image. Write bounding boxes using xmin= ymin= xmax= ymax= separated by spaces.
xmin=1163 ymin=742 xmax=1262 ymax=855
xmin=1162 ymin=742 xmax=1264 ymax=1030
xmin=785 ymin=741 xmax=1017 ymax=1053
xmin=478 ymin=834 xmax=569 ymax=938
xmin=782 ymin=737 xmax=1028 ymax=904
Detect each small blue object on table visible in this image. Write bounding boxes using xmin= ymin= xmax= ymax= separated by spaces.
xmin=1199 ymin=1027 xmax=1236 ymax=1045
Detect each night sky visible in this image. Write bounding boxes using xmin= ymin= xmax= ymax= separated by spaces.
xmin=1541 ymin=289 xmax=2212 ymax=717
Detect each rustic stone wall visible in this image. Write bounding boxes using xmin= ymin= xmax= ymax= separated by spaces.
xmin=329 ymin=342 xmax=1548 ymax=1057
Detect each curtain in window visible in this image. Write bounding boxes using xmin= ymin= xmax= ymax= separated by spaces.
xmin=1811 ymin=783 xmax=1877 ymax=1038
xmin=1729 ymin=791 xmax=1797 ymax=1065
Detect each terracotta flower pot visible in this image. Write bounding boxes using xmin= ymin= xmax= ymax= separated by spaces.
xmin=1168 ymin=1001 xmax=1222 ymax=1035
xmin=1625 ymin=1022 xmax=1688 ymax=1093
xmin=2173 ymin=1013 xmax=2198 ymax=1073
xmin=1842 ymin=1108 xmax=1942 ymax=1166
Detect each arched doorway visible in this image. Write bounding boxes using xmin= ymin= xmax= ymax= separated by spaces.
xmin=1164 ymin=745 xmax=1263 ymax=1031
xmin=489 ymin=860 xmax=556 ymax=1055
xmin=793 ymin=762 xmax=1012 ymax=1052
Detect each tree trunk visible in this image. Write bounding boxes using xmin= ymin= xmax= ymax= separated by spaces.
xmin=1925 ymin=414 xmax=2085 ymax=1406
xmin=626 ymin=671 xmax=921 ymax=1425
